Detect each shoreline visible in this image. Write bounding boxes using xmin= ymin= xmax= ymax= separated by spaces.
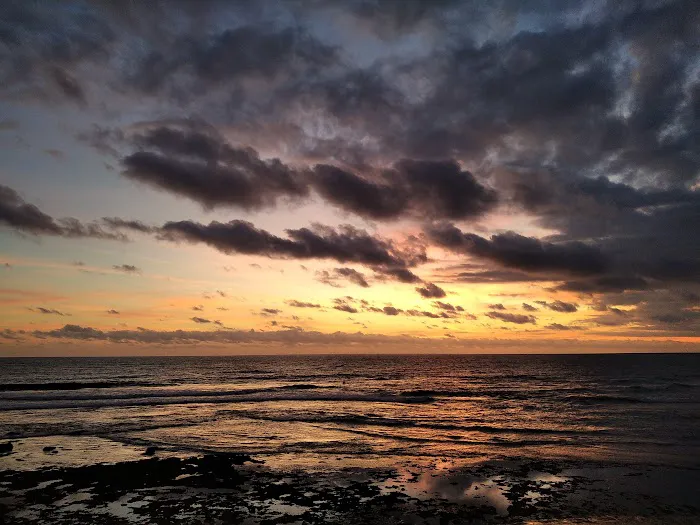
xmin=2 ymin=436 xmax=699 ymax=524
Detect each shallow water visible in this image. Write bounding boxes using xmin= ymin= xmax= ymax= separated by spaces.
xmin=1 ymin=354 xmax=699 ymax=469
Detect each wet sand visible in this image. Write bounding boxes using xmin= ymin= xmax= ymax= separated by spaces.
xmin=1 ymin=437 xmax=698 ymax=524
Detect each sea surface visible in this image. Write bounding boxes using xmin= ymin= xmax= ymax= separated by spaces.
xmin=1 ymin=353 xmax=699 ymax=470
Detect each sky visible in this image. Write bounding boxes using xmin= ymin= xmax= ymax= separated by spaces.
xmin=1 ymin=0 xmax=699 ymax=355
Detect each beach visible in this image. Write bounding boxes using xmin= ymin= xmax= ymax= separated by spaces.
xmin=1 ymin=354 xmax=699 ymax=523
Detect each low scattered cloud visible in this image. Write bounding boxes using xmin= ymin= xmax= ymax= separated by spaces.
xmin=112 ymin=264 xmax=140 ymax=274
xmin=416 ymin=282 xmax=446 ymax=299
xmin=316 ymin=267 xmax=369 ymax=288
xmin=427 ymin=223 xmax=608 ymax=276
xmin=0 ymin=184 xmax=127 ymax=241
xmin=486 ymin=311 xmax=537 ymax=325
xmin=536 ymin=300 xmax=578 ymax=313
xmin=285 ymin=300 xmax=321 ymax=308
xmin=30 ymin=307 xmax=69 ymax=316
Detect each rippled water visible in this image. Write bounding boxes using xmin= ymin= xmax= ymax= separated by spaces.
xmin=1 ymin=354 xmax=699 ymax=468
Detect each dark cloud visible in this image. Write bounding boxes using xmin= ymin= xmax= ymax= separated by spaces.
xmin=122 ymin=124 xmax=309 ymax=211
xmin=651 ymin=311 xmax=700 ymax=325
xmin=406 ymin=310 xmax=442 ymax=319
xmin=445 ymin=269 xmax=556 ymax=284
xmin=486 ymin=311 xmax=536 ymax=325
xmin=129 ymin=25 xmax=337 ymax=98
xmin=112 ymin=264 xmax=140 ymax=274
xmin=427 ymin=223 xmax=608 ymax=276
xmin=285 ymin=300 xmax=321 ymax=308
xmin=158 ymin=221 xmax=423 ymax=276
xmin=260 ymin=308 xmax=281 ymax=316
xmin=416 ymin=282 xmax=446 ymax=299
xmin=522 ymin=303 xmax=538 ymax=312
xmin=44 ymin=149 xmax=64 ymax=159
xmin=122 ymin=125 xmax=497 ymax=222
xmin=19 ymin=323 xmax=440 ymax=347
xmin=433 ymin=301 xmax=463 ymax=312
xmin=536 ymin=300 xmax=578 ymax=313
xmin=332 ymin=298 xmax=358 ymax=314
xmin=0 ymin=185 xmax=126 ymax=240
xmin=191 ymin=305 xmax=204 ymax=311
xmin=31 ymin=307 xmax=68 ymax=316
xmin=4 ymin=0 xmax=700 ymax=338
xmin=557 ymin=276 xmax=650 ymax=294
xmin=316 ymin=267 xmax=370 ymax=288
xmin=488 ymin=303 xmax=506 ymax=310
xmin=312 ymin=160 xmax=497 ymax=221
xmin=382 ymin=306 xmax=402 ymax=316
xmin=106 ymin=309 xmax=119 ymax=315
xmin=374 ymin=267 xmax=423 ymax=284
xmin=546 ymin=323 xmax=572 ymax=330
xmin=50 ymin=67 xmax=85 ymax=103
xmin=0 ymin=120 xmax=19 ymax=131
xmin=102 ymin=217 xmax=155 ymax=233
xmin=191 ymin=317 xmax=211 ymax=324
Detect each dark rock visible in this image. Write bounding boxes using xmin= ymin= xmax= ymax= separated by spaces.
xmin=42 ymin=446 xmax=56 ymax=453
xmin=144 ymin=446 xmax=158 ymax=456
xmin=0 ymin=442 xmax=12 ymax=453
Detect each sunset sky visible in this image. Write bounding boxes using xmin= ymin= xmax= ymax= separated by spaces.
xmin=1 ymin=0 xmax=699 ymax=355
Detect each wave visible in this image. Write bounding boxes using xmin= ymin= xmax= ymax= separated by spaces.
xmin=565 ymin=394 xmax=647 ymax=404
xmin=0 ymin=380 xmax=168 ymax=391
xmin=400 ymin=388 xmax=562 ymax=400
xmin=0 ymin=383 xmax=333 ymax=402
xmin=0 ymin=390 xmax=436 ymax=411
xmin=319 ymin=425 xmax=565 ymax=447
xmin=216 ymin=410 xmax=600 ymax=435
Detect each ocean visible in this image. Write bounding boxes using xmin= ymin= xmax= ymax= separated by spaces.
xmin=1 ymin=353 xmax=698 ymax=469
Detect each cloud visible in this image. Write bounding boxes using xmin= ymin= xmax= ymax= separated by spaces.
xmin=556 ymin=276 xmax=650 ymax=293
xmin=31 ymin=307 xmax=68 ymax=316
xmin=3 ymin=0 xmax=700 ymax=339
xmin=546 ymin=323 xmax=572 ymax=330
xmin=522 ymin=303 xmax=538 ymax=312
xmin=374 ymin=267 xmax=422 ymax=284
xmin=112 ymin=264 xmax=140 ymax=274
xmin=0 ymin=185 xmax=126 ymax=240
xmin=488 ymin=303 xmax=506 ymax=310
xmin=158 ymin=221 xmax=424 ymax=276
xmin=486 ymin=311 xmax=536 ymax=324
xmin=416 ymin=282 xmax=446 ymax=299
xmin=22 ymin=323 xmax=432 ymax=347
xmin=427 ymin=223 xmax=608 ymax=276
xmin=433 ymin=301 xmax=464 ymax=312
xmin=190 ymin=317 xmax=211 ymax=324
xmin=285 ymin=300 xmax=321 ymax=309
xmin=0 ymin=120 xmax=19 ymax=131
xmin=316 ymin=267 xmax=369 ymax=288
xmin=191 ymin=305 xmax=204 ymax=311
xmin=122 ymin=124 xmax=309 ymax=211
xmin=536 ymin=300 xmax=578 ymax=313
xmin=332 ymin=298 xmax=358 ymax=314
xmin=382 ymin=306 xmax=402 ymax=316
xmin=121 ymin=122 xmax=498 ymax=222
xmin=311 ymin=159 xmax=497 ymax=220
xmin=260 ymin=308 xmax=281 ymax=316
xmin=106 ymin=309 xmax=119 ymax=315
xmin=128 ymin=25 xmax=337 ymax=98
xmin=102 ymin=217 xmax=155 ymax=233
